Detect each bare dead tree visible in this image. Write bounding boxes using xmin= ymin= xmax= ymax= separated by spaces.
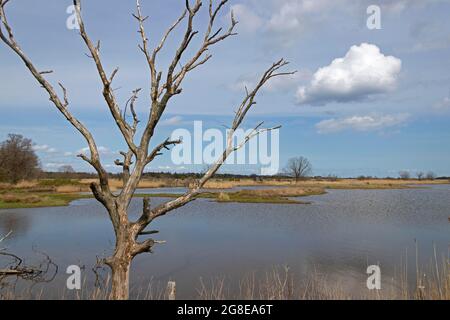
xmin=426 ymin=171 xmax=436 ymax=180
xmin=416 ymin=172 xmax=424 ymax=181
xmin=0 ymin=0 xmax=294 ymax=299
xmin=58 ymin=165 xmax=75 ymax=174
xmin=284 ymin=156 xmax=312 ymax=182
xmin=399 ymin=171 xmax=411 ymax=180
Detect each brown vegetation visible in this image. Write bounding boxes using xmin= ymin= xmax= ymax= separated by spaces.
xmin=2 ymin=260 xmax=448 ymax=300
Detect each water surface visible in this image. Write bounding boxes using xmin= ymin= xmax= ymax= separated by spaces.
xmin=0 ymin=185 xmax=449 ymax=298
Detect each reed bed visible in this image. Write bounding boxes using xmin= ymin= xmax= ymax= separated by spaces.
xmin=1 ymin=258 xmax=448 ymax=300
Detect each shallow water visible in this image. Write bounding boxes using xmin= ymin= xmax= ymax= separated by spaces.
xmin=0 ymin=185 xmax=449 ymax=299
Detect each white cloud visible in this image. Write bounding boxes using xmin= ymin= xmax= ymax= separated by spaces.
xmin=434 ymin=96 xmax=450 ymax=112
xmin=77 ymin=147 xmax=90 ymax=155
xmin=232 ymin=0 xmax=450 ymax=44
xmin=230 ymin=4 xmax=263 ymax=33
xmin=44 ymin=162 xmax=70 ymax=168
xmin=267 ymin=0 xmax=331 ymax=34
xmin=160 ymin=116 xmax=183 ymax=126
xmin=33 ymin=144 xmax=57 ymax=153
xmin=377 ymin=0 xmax=450 ymax=13
xmin=409 ymin=21 xmax=450 ymax=52
xmin=296 ymin=43 xmax=402 ymax=106
xmin=316 ymin=113 xmax=409 ymax=134
xmin=77 ymin=146 xmax=113 ymax=156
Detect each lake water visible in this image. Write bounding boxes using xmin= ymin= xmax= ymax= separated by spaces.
xmin=0 ymin=185 xmax=449 ymax=299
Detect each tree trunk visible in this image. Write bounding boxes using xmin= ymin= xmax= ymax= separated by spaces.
xmin=108 ymin=223 xmax=135 ymax=300
xmin=110 ymin=257 xmax=131 ymax=300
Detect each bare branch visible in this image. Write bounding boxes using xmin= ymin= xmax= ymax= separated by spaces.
xmin=136 ymin=0 xmax=238 ymax=176
xmin=124 ymin=88 xmax=141 ymax=132
xmin=134 ymin=0 xmax=157 ymax=99
xmin=139 ymin=230 xmax=159 ymax=236
xmin=0 ymin=249 xmax=58 ymax=283
xmin=0 ymin=1 xmax=110 ymax=196
xmin=73 ymin=0 xmax=137 ymax=155
xmin=152 ymin=9 xmax=187 ymax=62
xmin=146 ymin=138 xmax=183 ymax=164
xmin=58 ymin=82 xmax=69 ymax=107
xmin=109 ymin=67 xmax=119 ymax=83
xmin=0 ymin=231 xmax=11 ymax=244
xmin=139 ymin=60 xmax=292 ymax=225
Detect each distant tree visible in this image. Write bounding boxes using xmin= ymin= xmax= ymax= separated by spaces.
xmin=284 ymin=157 xmax=312 ymax=182
xmin=58 ymin=165 xmax=75 ymax=174
xmin=0 ymin=134 xmax=40 ymax=183
xmin=426 ymin=171 xmax=436 ymax=180
xmin=326 ymin=174 xmax=338 ymax=182
xmin=416 ymin=171 xmax=424 ymax=180
xmin=399 ymin=171 xmax=411 ymax=180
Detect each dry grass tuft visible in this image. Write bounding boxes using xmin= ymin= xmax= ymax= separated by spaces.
xmin=217 ymin=192 xmax=231 ymax=201
xmin=0 ymin=194 xmax=41 ymax=204
xmin=1 ymin=260 xmax=449 ymax=300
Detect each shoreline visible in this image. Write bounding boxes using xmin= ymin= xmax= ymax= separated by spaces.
xmin=0 ymin=178 xmax=448 ymax=210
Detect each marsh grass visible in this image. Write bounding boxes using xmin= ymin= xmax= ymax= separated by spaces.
xmin=1 ymin=177 xmax=448 ymax=209
xmin=213 ymin=187 xmax=324 ymax=204
xmin=2 ymin=257 xmax=448 ymax=300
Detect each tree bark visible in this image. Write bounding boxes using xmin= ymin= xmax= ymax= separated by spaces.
xmin=110 ymin=258 xmax=131 ymax=300
xmin=107 ymin=223 xmax=134 ymax=300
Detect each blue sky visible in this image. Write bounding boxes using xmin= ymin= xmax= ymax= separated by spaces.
xmin=1 ymin=0 xmax=450 ymax=177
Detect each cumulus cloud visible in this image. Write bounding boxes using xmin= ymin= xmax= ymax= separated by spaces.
xmin=434 ymin=95 xmax=450 ymax=112
xmin=229 ymin=4 xmax=263 ymax=33
xmin=160 ymin=116 xmax=183 ymax=126
xmin=33 ymin=144 xmax=57 ymax=153
xmin=77 ymin=146 xmax=113 ymax=156
xmin=230 ymin=0 xmax=449 ymax=45
xmin=409 ymin=21 xmax=450 ymax=52
xmin=377 ymin=0 xmax=450 ymax=13
xmin=267 ymin=0 xmax=331 ymax=35
xmin=316 ymin=113 xmax=409 ymax=134
xmin=296 ymin=43 xmax=402 ymax=106
xmin=44 ymin=162 xmax=72 ymax=169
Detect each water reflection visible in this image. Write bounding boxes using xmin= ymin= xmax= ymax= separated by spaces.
xmin=0 ymin=210 xmax=32 ymax=240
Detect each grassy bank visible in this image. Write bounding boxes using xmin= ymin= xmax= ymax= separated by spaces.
xmin=0 ymin=177 xmax=448 ymax=209
xmin=0 ymin=188 xmax=323 ymax=209
xmin=0 ymin=193 xmax=91 ymax=209
xmin=213 ymin=187 xmax=326 ymax=204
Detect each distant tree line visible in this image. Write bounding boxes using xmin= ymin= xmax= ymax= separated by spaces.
xmin=399 ymin=170 xmax=437 ymax=180
xmin=0 ymin=134 xmax=447 ymax=184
